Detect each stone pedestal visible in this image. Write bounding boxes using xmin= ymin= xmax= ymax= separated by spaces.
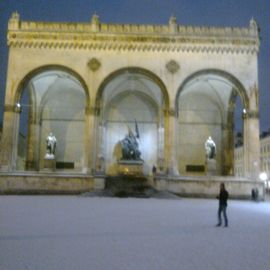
xmin=206 ymin=159 xmax=217 ymax=176
xmin=94 ymin=177 xmax=105 ymax=190
xmin=43 ymin=158 xmax=56 ymax=171
xmin=117 ymin=160 xmax=144 ymax=176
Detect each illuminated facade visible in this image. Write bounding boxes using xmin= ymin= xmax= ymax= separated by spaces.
xmin=235 ymin=133 xmax=270 ymax=180
xmin=0 ymin=13 xmax=264 ymax=197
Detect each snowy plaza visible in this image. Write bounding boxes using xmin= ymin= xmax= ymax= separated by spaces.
xmin=0 ymin=195 xmax=270 ymax=270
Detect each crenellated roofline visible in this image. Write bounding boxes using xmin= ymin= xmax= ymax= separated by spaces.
xmin=7 ymin=12 xmax=260 ymax=54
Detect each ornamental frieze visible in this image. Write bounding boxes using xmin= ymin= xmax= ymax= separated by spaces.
xmin=7 ymin=39 xmax=259 ymax=54
xmin=7 ymin=13 xmax=260 ymax=54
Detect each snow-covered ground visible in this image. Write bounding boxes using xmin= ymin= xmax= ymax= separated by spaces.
xmin=0 ymin=195 xmax=269 ymax=270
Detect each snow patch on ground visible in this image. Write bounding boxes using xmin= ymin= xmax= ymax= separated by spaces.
xmin=0 ymin=196 xmax=269 ymax=270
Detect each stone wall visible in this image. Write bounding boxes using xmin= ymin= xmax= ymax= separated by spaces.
xmin=156 ymin=176 xmax=265 ymax=200
xmin=0 ymin=174 xmax=95 ymax=194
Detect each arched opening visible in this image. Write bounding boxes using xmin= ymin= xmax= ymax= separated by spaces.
xmin=176 ymin=70 xmax=248 ymax=176
xmin=95 ymin=68 xmax=169 ymax=175
xmin=15 ymin=67 xmax=88 ymax=172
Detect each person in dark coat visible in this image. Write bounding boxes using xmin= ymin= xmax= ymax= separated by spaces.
xmin=216 ymin=182 xmax=229 ymax=227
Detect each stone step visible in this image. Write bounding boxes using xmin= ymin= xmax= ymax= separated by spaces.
xmin=105 ymin=176 xmax=153 ymax=197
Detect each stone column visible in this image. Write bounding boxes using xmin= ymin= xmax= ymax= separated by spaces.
xmin=222 ymin=109 xmax=234 ymax=175
xmin=0 ymin=104 xmax=20 ymax=171
xmin=157 ymin=124 xmax=165 ymax=174
xmin=155 ymin=108 xmax=164 ymax=174
xmin=84 ymin=105 xmax=97 ymax=174
xmin=95 ymin=118 xmax=106 ymax=174
xmin=243 ymin=110 xmax=260 ymax=179
xmin=86 ymin=57 xmax=102 ymax=174
xmin=165 ymin=108 xmax=179 ymax=175
xmin=25 ymin=112 xmax=38 ymax=170
xmin=221 ymin=125 xmax=234 ymax=175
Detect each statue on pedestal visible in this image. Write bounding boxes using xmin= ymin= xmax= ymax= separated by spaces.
xmin=120 ymin=121 xmax=142 ymax=161
xmin=45 ymin=132 xmax=57 ymax=159
xmin=205 ymin=136 xmax=216 ymax=159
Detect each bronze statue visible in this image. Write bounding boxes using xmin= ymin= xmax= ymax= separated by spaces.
xmin=120 ymin=121 xmax=142 ymax=161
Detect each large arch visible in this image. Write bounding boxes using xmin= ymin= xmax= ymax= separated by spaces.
xmin=14 ymin=65 xmax=90 ymax=172
xmin=14 ymin=65 xmax=90 ymax=106
xmin=175 ymin=69 xmax=249 ymax=176
xmin=95 ymin=67 xmax=170 ymax=175
xmin=175 ymin=69 xmax=249 ymax=112
xmin=96 ymin=67 xmax=170 ymax=109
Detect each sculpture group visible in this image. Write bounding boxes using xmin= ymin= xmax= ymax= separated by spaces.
xmin=120 ymin=121 xmax=142 ymax=161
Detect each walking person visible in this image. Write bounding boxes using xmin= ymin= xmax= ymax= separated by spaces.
xmin=216 ymin=182 xmax=229 ymax=227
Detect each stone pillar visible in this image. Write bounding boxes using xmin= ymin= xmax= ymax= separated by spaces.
xmin=25 ymin=113 xmax=39 ymax=170
xmin=221 ymin=125 xmax=234 ymax=175
xmin=94 ymin=120 xmax=106 ymax=174
xmin=157 ymin=124 xmax=165 ymax=174
xmin=243 ymin=110 xmax=260 ymax=179
xmin=165 ymin=108 xmax=179 ymax=175
xmin=155 ymin=108 xmax=165 ymax=174
xmin=87 ymin=57 xmax=102 ymax=174
xmin=0 ymin=104 xmax=20 ymax=171
xmin=84 ymin=105 xmax=97 ymax=174
xmin=222 ymin=109 xmax=234 ymax=175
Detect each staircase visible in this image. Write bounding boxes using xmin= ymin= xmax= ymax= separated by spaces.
xmin=105 ymin=175 xmax=155 ymax=197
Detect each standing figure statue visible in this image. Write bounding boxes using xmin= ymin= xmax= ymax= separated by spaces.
xmin=46 ymin=132 xmax=57 ymax=158
xmin=205 ymin=136 xmax=216 ymax=159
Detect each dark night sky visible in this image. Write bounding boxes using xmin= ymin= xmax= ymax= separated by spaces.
xmin=0 ymin=0 xmax=269 ymax=131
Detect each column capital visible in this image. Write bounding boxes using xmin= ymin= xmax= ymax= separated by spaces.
xmin=4 ymin=103 xmax=22 ymax=113
xmin=164 ymin=108 xmax=177 ymax=117
xmin=243 ymin=110 xmax=259 ymax=119
xmin=85 ymin=106 xmax=100 ymax=116
xmin=4 ymin=104 xmax=14 ymax=112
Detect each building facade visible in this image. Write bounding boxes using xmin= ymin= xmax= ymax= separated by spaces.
xmin=235 ymin=133 xmax=270 ymax=181
xmin=0 ymin=13 xmax=263 ymax=196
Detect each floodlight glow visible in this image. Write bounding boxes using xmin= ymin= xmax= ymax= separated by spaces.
xmin=259 ymin=172 xmax=268 ymax=181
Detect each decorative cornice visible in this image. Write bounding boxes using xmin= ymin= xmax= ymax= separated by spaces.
xmin=7 ymin=13 xmax=260 ymax=54
xmin=7 ymin=39 xmax=259 ymax=54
